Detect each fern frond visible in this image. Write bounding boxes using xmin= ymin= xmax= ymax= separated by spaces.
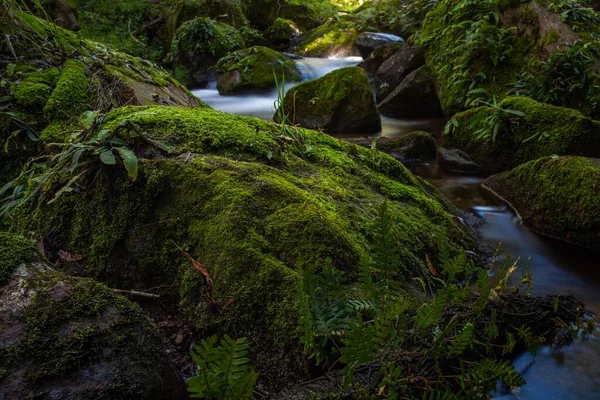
xmin=446 ymin=323 xmax=474 ymax=358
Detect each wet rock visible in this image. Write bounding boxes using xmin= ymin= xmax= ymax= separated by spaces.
xmin=374 ymin=43 xmax=425 ymax=101
xmin=484 ymin=156 xmax=600 ymax=250
xmin=274 ymin=66 xmax=381 ymax=133
xmin=355 ymin=32 xmax=404 ymax=59
xmin=0 ymin=234 xmax=187 ymax=400
xmin=216 ymin=46 xmax=301 ymax=94
xmin=350 ymin=131 xmax=437 ymax=164
xmin=378 ymin=66 xmax=443 ymax=118
xmin=358 ymin=42 xmax=405 ymax=74
xmin=438 ymin=147 xmax=482 ymax=174
xmin=293 ymin=18 xmax=361 ymax=57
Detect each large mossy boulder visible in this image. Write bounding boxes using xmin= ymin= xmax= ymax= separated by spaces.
xmin=294 ymin=18 xmax=362 ymax=57
xmin=0 ymin=233 xmax=186 ymax=399
xmin=420 ymin=0 xmax=600 ymax=117
xmin=274 ymin=67 xmax=381 ymax=133
xmin=446 ymin=96 xmax=600 ymax=172
xmin=171 ymin=17 xmax=245 ymax=86
xmin=265 ymin=17 xmax=300 ymax=49
xmin=378 ymin=66 xmax=444 ymax=118
xmin=484 ymin=156 xmax=600 ymax=250
xmin=216 ymin=46 xmax=302 ymax=94
xmin=2 ymin=10 xmax=202 ymax=184
xmin=14 ymin=105 xmax=476 ymax=388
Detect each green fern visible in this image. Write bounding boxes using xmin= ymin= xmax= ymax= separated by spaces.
xmin=188 ymin=335 xmax=258 ymax=400
xmin=446 ymin=322 xmax=474 ymax=358
xmin=340 ymin=314 xmax=383 ymax=385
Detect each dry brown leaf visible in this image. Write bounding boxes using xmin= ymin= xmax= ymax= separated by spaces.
xmin=426 ymin=254 xmax=437 ymax=277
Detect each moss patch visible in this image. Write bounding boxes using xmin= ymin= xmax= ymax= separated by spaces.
xmin=484 ymin=156 xmax=600 ymax=250
xmin=0 ymin=233 xmax=37 ymax=285
xmin=216 ymin=46 xmax=301 ymax=94
xmin=275 ymin=66 xmax=381 ymax=133
xmin=294 ymin=17 xmax=361 ymax=57
xmin=16 ymin=105 xmax=475 ymax=388
xmin=446 ymin=96 xmax=600 ymax=171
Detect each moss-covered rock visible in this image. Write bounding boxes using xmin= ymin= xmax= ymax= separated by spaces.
xmin=15 ymin=105 xmax=476 ymax=388
xmin=0 ymin=232 xmax=37 ymax=285
xmin=242 ymin=0 xmax=338 ymax=30
xmin=1 ymin=10 xmax=203 ymax=184
xmin=169 ymin=0 xmax=246 ymax=32
xmin=265 ymin=17 xmax=300 ymax=49
xmin=420 ymin=0 xmax=600 ymax=117
xmin=171 ymin=17 xmax=245 ymax=86
xmin=446 ymin=96 xmax=600 ymax=172
xmin=0 ymin=243 xmax=187 ymax=399
xmin=484 ymin=156 xmax=600 ymax=250
xmin=294 ymin=17 xmax=361 ymax=57
xmin=216 ymin=46 xmax=301 ymax=94
xmin=274 ymin=66 xmax=381 ymax=133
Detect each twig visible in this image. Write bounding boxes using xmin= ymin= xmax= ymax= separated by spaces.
xmin=113 ymin=288 xmax=161 ymax=299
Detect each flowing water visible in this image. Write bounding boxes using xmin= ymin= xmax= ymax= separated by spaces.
xmin=192 ymin=57 xmax=600 ymax=399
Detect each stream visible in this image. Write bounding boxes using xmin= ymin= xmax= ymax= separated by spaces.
xmin=192 ymin=58 xmax=600 ymax=399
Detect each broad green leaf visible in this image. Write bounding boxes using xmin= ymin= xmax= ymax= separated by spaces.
xmin=79 ymin=111 xmax=97 ymax=130
xmin=100 ymin=150 xmax=117 ymax=165
xmin=115 ymin=147 xmax=138 ymax=181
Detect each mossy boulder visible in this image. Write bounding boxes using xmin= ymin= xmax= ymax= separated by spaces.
xmin=2 ymin=10 xmax=203 ymax=181
xmin=420 ymin=0 xmax=600 ymax=117
xmin=16 ymin=105 xmax=476 ymax=388
xmin=484 ymin=156 xmax=600 ymax=250
xmin=446 ymin=96 xmax=600 ymax=172
xmin=171 ymin=17 xmax=245 ymax=86
xmin=274 ymin=67 xmax=381 ymax=133
xmin=169 ymin=0 xmax=246 ymax=32
xmin=294 ymin=17 xmax=362 ymax=57
xmin=0 ymin=232 xmax=37 ymax=285
xmin=378 ymin=66 xmax=444 ymax=119
xmin=216 ymin=46 xmax=302 ymax=95
xmin=0 ymin=234 xmax=187 ymax=399
xmin=242 ymin=0 xmax=338 ymax=30
xmin=265 ymin=18 xmax=300 ymax=49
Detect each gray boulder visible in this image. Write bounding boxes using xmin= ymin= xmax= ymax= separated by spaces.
xmin=438 ymin=147 xmax=482 ymax=174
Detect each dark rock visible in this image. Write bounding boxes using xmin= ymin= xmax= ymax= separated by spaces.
xmin=350 ymin=131 xmax=437 ymax=164
xmin=375 ymin=44 xmax=425 ymax=101
xmin=438 ymin=147 xmax=482 ymax=174
xmin=358 ymin=42 xmax=405 ymax=74
xmin=378 ymin=66 xmax=443 ymax=118
xmin=274 ymin=67 xmax=381 ymax=133
xmin=0 ymin=234 xmax=187 ymax=400
xmin=355 ymin=32 xmax=404 ymax=59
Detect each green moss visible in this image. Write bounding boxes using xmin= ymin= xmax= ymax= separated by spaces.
xmin=16 ymin=105 xmax=475 ymax=385
xmin=216 ymin=46 xmax=302 ymax=94
xmin=265 ymin=17 xmax=299 ymax=43
xmin=0 ymin=267 xmax=180 ymax=397
xmin=172 ymin=17 xmax=245 ymax=58
xmin=43 ymin=59 xmax=89 ymax=128
xmin=484 ymin=156 xmax=600 ymax=249
xmin=275 ymin=66 xmax=381 ymax=133
xmin=540 ymin=28 xmax=561 ymax=46
xmin=0 ymin=233 xmax=37 ymax=285
xmin=169 ymin=0 xmax=246 ymax=33
xmin=9 ymin=68 xmax=59 ymax=110
xmin=243 ymin=0 xmax=338 ymax=30
xmin=295 ymin=18 xmax=360 ymax=57
xmin=447 ymin=96 xmax=600 ymax=171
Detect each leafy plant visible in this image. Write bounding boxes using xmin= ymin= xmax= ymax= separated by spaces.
xmin=187 ymin=335 xmax=258 ymax=400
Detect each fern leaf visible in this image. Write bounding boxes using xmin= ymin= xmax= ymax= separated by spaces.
xmin=446 ymin=322 xmax=474 ymax=358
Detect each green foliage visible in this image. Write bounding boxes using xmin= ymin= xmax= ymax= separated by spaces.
xmin=548 ymin=0 xmax=600 ymax=29
xmin=296 ymin=199 xmax=573 ymax=398
xmin=172 ymin=17 xmax=245 ymax=58
xmin=0 ymin=112 xmax=139 ymax=219
xmin=187 ymin=335 xmax=259 ymax=400
xmin=512 ymin=41 xmax=600 ymax=110
xmin=444 ymin=96 xmax=525 ymax=143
